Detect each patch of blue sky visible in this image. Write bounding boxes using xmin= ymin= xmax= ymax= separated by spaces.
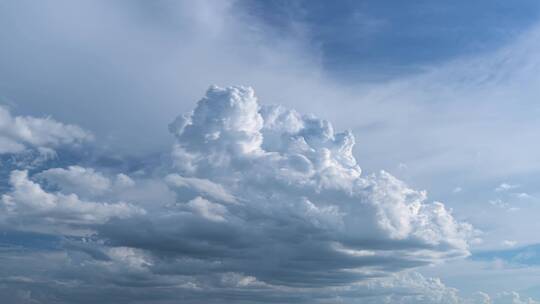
xmin=0 ymin=230 xmax=63 ymax=252
xmin=473 ymin=243 xmax=540 ymax=265
xmin=240 ymin=0 xmax=540 ymax=80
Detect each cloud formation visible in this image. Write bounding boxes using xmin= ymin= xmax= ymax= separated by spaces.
xmin=0 ymin=85 xmax=537 ymax=303
xmin=0 ymin=106 xmax=92 ymax=154
xmin=1 ymin=169 xmax=144 ymax=233
xmin=97 ymin=86 xmax=474 ymax=289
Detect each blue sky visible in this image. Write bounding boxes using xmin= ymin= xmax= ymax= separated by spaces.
xmin=2 ymin=1 xmax=540 ymax=303
xmin=243 ymin=0 xmax=540 ymax=79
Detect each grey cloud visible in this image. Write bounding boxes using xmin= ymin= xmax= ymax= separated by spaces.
xmin=0 ymin=247 xmax=534 ymax=304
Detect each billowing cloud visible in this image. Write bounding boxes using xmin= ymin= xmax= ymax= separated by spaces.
xmin=35 ymin=166 xmax=136 ymax=198
xmin=0 ymin=170 xmax=144 ymax=232
xmin=97 ymin=86 xmax=475 ymax=291
xmin=0 ymin=105 xmax=92 ymax=154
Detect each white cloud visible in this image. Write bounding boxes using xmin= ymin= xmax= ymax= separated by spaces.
xmin=36 ymin=166 xmax=112 ymax=197
xmin=34 ymin=166 xmax=139 ymax=202
xmin=115 ymin=173 xmax=135 ymax=188
xmin=0 ymin=170 xmax=144 ymax=231
xmin=491 ymin=291 xmax=539 ymax=304
xmin=489 ymin=199 xmax=520 ymax=212
xmin=495 ymin=183 xmax=520 ymax=192
xmin=362 ymin=271 xmax=462 ymax=304
xmin=515 ymin=192 xmax=532 ymax=199
xmin=354 ymin=272 xmax=539 ymax=304
xmin=186 ymin=196 xmax=228 ymax=222
xmin=0 ymin=105 xmax=92 ymax=154
xmin=172 ymin=85 xmax=473 ymax=245
xmin=502 ymin=240 xmax=517 ymax=247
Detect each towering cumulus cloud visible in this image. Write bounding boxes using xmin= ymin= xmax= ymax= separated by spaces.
xmin=140 ymin=85 xmax=473 ymax=286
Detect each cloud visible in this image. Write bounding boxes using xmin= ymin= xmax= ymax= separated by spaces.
xmin=0 ymin=169 xmax=144 ymax=233
xmin=502 ymin=240 xmax=517 ymax=247
xmin=0 ymin=86 xmax=478 ymax=302
xmin=474 ymin=243 xmax=540 ymax=266
xmin=93 ymin=86 xmax=475 ymax=293
xmin=165 ymin=174 xmax=236 ymax=203
xmin=495 ymin=183 xmax=520 ymax=192
xmin=36 ymin=166 xmax=112 ymax=196
xmin=186 ymin=196 xmax=229 ymax=222
xmin=0 ymin=249 xmax=534 ymax=304
xmin=1 ymin=0 xmax=539 ymax=301
xmin=488 ymin=199 xmax=520 ymax=212
xmin=515 ymin=192 xmax=532 ymax=199
xmin=1 ymin=85 xmax=538 ymax=303
xmin=0 ymin=105 xmax=92 ymax=154
xmin=453 ymin=187 xmax=463 ymax=193
xmin=35 ymin=166 xmax=136 ymax=198
xmin=490 ymin=292 xmax=539 ymax=304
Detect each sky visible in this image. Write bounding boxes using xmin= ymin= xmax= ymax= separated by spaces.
xmin=1 ymin=0 xmax=540 ymax=303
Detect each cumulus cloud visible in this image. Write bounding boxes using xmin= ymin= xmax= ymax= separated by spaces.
xmin=0 ymin=105 xmax=92 ymax=154
xmin=0 ymin=170 xmax=144 ymax=232
xmin=36 ymin=166 xmax=112 ymax=196
xmin=489 ymin=292 xmax=539 ymax=304
xmin=94 ymin=86 xmax=475 ymax=291
xmin=35 ymin=166 xmax=136 ymax=198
